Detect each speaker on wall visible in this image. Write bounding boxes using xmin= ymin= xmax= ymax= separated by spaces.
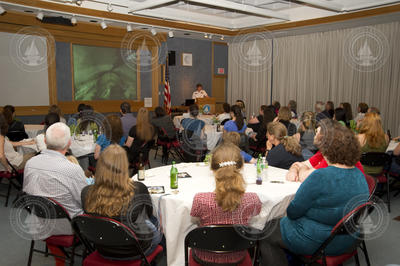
xmin=168 ymin=51 xmax=176 ymax=66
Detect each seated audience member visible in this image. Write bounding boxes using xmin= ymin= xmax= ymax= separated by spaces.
xmin=388 ymin=139 xmax=400 ymax=175
xmin=295 ymin=111 xmax=317 ymax=159
xmin=357 ymin=112 xmax=389 ymax=175
xmin=368 ymin=106 xmax=380 ymax=115
xmin=95 ymin=115 xmax=126 ymax=160
xmin=320 ymin=101 xmax=334 ymax=119
xmin=235 ymin=100 xmax=246 ymax=119
xmin=223 ymin=132 xmax=256 ymax=164
xmin=76 ymin=104 xmax=99 ymax=134
xmin=286 ymin=119 xmax=365 ymax=182
xmin=0 ymin=114 xmax=35 ymax=173
xmin=340 ymin=102 xmax=356 ymax=131
xmin=288 ymin=100 xmax=297 ymax=119
xmin=275 ymin=107 xmax=297 ymax=136
xmin=260 ymin=123 xmax=369 ymax=266
xmin=126 ymin=108 xmax=155 ymax=165
xmin=181 ymin=104 xmax=206 ymax=138
xmin=248 ymin=105 xmax=267 ymax=126
xmin=216 ymin=103 xmax=231 ymax=125
xmin=67 ymin=103 xmax=87 ymax=126
xmin=266 ymin=122 xmax=303 ymax=170
xmin=315 ymin=101 xmax=328 ymax=122
xmin=355 ymin=102 xmax=369 ymax=123
xmin=48 ymin=104 xmax=66 ymax=124
xmin=224 ymin=105 xmax=247 ymax=134
xmin=191 ymin=144 xmax=261 ymax=264
xmin=2 ymin=105 xmax=28 ymax=141
xmin=120 ymin=102 xmax=137 ymax=139
xmin=272 ymin=100 xmax=281 ymax=116
xmin=82 ymin=145 xmax=161 ymax=259
xmin=24 ymin=122 xmax=87 ymax=219
xmin=151 ymin=107 xmax=176 ymax=139
xmin=36 ymin=113 xmax=60 ymax=152
xmin=333 ymin=107 xmax=347 ymax=127
xmin=249 ymin=106 xmax=275 ymax=148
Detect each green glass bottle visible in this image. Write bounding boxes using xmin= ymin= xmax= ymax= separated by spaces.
xmin=256 ymin=154 xmax=262 ymax=185
xmin=170 ymin=161 xmax=178 ymax=189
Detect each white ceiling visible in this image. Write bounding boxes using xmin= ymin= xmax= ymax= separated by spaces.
xmin=35 ymin=0 xmax=400 ymax=29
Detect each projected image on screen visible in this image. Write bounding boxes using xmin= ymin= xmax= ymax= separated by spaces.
xmin=73 ymin=44 xmax=137 ymax=101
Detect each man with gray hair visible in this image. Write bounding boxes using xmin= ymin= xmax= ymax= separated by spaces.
xmin=23 ymin=122 xmax=87 ymax=235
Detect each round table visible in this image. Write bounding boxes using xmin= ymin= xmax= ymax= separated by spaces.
xmin=24 ymin=124 xmax=44 ymax=138
xmin=133 ymin=163 xmax=300 ymax=266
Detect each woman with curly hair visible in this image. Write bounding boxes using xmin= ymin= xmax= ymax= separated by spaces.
xmin=82 ymin=144 xmax=161 ymax=259
xmin=357 ymin=112 xmax=389 ymax=175
xmin=260 ymin=121 xmax=369 ymax=266
xmin=190 ymin=144 xmax=261 ymax=264
xmin=265 ymin=122 xmax=303 ymax=169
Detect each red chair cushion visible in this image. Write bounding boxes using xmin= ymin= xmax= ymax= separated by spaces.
xmin=45 ymin=235 xmax=76 ymax=247
xmin=83 ymin=245 xmax=163 ymax=266
xmin=189 ymin=250 xmax=252 ymax=266
xmin=304 ymin=250 xmax=358 ymax=266
xmin=376 ymin=174 xmax=387 ymax=183
xmin=0 ymin=170 xmax=23 ymax=179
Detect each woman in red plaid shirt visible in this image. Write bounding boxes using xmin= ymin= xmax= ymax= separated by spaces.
xmin=190 ymin=144 xmax=262 ymax=264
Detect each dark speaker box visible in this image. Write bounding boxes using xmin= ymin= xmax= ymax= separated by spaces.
xmin=168 ymin=51 xmax=176 ymax=66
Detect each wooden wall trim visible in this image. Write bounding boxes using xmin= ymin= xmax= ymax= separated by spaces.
xmin=0 ymin=106 xmax=50 ymax=116
xmin=47 ymin=35 xmax=57 ymax=105
xmin=58 ymin=100 xmax=145 ymax=114
xmin=151 ymin=47 xmax=159 ymax=108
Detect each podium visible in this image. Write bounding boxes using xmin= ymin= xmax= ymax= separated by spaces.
xmin=196 ymin=97 xmax=216 ymax=114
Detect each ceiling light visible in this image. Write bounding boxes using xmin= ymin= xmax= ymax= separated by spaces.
xmin=0 ymin=5 xmax=6 ymax=15
xmin=220 ymin=35 xmax=224 ymax=40
xmin=107 ymin=2 xmax=113 ymax=12
xmin=209 ymin=34 xmax=213 ymax=39
xmin=36 ymin=11 xmax=44 ymax=20
xmin=204 ymin=33 xmax=208 ymax=38
xmin=126 ymin=24 xmax=133 ymax=32
xmin=76 ymin=0 xmax=82 ymax=6
xmin=150 ymin=28 xmax=157 ymax=36
xmin=100 ymin=20 xmax=107 ymax=30
xmin=71 ymin=15 xmax=77 ymax=25
xmin=168 ymin=31 xmax=174 ymax=38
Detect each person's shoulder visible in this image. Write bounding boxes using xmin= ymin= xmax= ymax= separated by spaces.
xmin=194 ymin=192 xmax=214 ymax=202
xmin=243 ymin=192 xmax=260 ymax=202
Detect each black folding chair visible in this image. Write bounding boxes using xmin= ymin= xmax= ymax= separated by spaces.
xmin=184 ymin=225 xmax=259 ymax=266
xmin=13 ymin=194 xmax=79 ymax=266
xmin=0 ymin=160 xmax=23 ymax=207
xmin=360 ymin=152 xmax=391 ymax=212
xmin=296 ymin=202 xmax=374 ymax=266
xmin=72 ymin=214 xmax=163 ymax=266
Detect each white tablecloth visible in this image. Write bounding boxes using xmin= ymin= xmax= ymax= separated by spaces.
xmin=69 ymin=135 xmax=96 ymax=158
xmin=173 ymin=114 xmax=215 ymax=129
xmin=386 ymin=140 xmax=399 ymax=153
xmin=133 ymin=163 xmax=300 ymax=266
xmin=24 ymin=124 xmax=44 ymax=138
xmin=204 ymin=125 xmax=223 ymax=150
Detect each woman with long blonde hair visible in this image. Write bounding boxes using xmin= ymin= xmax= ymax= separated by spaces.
xmin=190 ymin=144 xmax=262 ymax=264
xmin=266 ymin=121 xmax=303 ymax=169
xmin=125 ymin=107 xmax=155 ymax=165
xmin=81 ymin=145 xmax=161 ymax=258
xmin=357 ymin=112 xmax=389 ymax=174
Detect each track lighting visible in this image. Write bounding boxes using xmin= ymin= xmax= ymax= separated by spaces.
xmin=100 ymin=20 xmax=107 ymax=29
xmin=220 ymin=35 xmax=224 ymax=40
xmin=0 ymin=5 xmax=6 ymax=15
xmin=71 ymin=15 xmax=77 ymax=25
xmin=127 ymin=24 xmax=133 ymax=32
xmin=36 ymin=11 xmax=44 ymax=20
xmin=204 ymin=33 xmax=208 ymax=38
xmin=150 ymin=28 xmax=157 ymax=36
xmin=168 ymin=30 xmax=174 ymax=38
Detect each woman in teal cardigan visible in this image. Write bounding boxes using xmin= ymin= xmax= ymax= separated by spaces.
xmin=260 ymin=120 xmax=369 ymax=266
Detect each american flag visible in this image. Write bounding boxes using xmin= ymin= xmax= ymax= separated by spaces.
xmin=164 ymin=62 xmax=171 ymax=114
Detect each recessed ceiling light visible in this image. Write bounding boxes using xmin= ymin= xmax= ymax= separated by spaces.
xmin=141 ymin=27 xmax=148 ymax=30
xmin=24 ymin=10 xmax=33 ymax=13
xmin=184 ymin=33 xmax=191 ymax=36
xmin=90 ymin=19 xmax=98 ymax=23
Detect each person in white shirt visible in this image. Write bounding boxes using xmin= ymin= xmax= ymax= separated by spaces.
xmin=192 ymin=83 xmax=209 ymax=99
xmin=217 ymin=103 xmax=231 ymax=124
xmin=35 ymin=113 xmax=60 ymax=152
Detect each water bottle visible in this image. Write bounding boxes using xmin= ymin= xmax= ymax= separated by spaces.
xmin=170 ymin=161 xmax=178 ymax=189
xmin=256 ymin=155 xmax=262 ymax=185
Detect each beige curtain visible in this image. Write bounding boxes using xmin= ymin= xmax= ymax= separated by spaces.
xmin=228 ymin=21 xmax=400 ymax=135
xmin=272 ymin=21 xmax=400 ymax=135
xmin=227 ymin=39 xmax=272 ymax=119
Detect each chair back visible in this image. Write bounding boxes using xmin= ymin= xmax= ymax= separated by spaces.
xmin=14 ymin=194 xmax=71 ymax=221
xmin=72 ymin=214 xmax=150 ymax=264
xmin=7 ymin=130 xmax=28 ymax=141
xmin=221 ymin=118 xmax=230 ymax=126
xmin=312 ymin=202 xmax=373 ymax=258
xmin=360 ymin=152 xmax=391 ymax=167
xmin=184 ymin=225 xmax=257 ymax=265
xmin=365 ymin=175 xmax=377 ymax=198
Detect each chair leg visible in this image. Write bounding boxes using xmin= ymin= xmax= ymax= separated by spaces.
xmin=69 ymin=238 xmax=77 ymax=266
xmin=5 ymin=180 xmax=12 ymax=207
xmin=354 ymin=252 xmax=360 ymax=266
xmin=45 ymin=244 xmax=49 ymax=257
xmin=361 ymin=241 xmax=371 ymax=266
xmin=154 ymin=145 xmax=158 ymax=159
xmin=27 ymin=240 xmax=35 ymax=266
xmin=386 ymin=175 xmax=390 ymax=213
